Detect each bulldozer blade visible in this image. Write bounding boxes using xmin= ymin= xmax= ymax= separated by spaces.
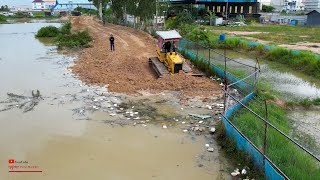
xmin=149 ymin=57 xmax=169 ymax=78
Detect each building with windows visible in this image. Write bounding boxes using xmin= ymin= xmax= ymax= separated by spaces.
xmin=283 ymin=0 xmax=305 ymax=11
xmin=32 ymin=0 xmax=46 ymax=10
xmin=304 ymin=0 xmax=320 ymax=12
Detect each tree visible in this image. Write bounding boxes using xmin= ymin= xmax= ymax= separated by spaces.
xmin=262 ymin=5 xmax=275 ymax=13
xmin=0 ymin=5 xmax=10 ymax=11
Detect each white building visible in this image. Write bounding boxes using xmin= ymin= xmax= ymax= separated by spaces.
xmin=32 ymin=0 xmax=46 ymax=10
xmin=283 ymin=0 xmax=305 ymax=11
xmin=304 ymin=0 xmax=320 ymax=12
xmin=10 ymin=6 xmax=32 ymax=12
xmin=32 ymin=0 xmax=57 ymax=11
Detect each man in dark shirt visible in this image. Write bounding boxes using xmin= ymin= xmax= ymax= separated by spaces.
xmin=109 ymin=34 xmax=115 ymax=51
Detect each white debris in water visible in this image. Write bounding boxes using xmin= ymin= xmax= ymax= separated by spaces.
xmin=199 ymin=121 xmax=203 ymax=124
xmin=162 ymin=125 xmax=167 ymax=129
xmin=142 ymin=124 xmax=147 ymax=127
xmin=210 ymin=127 xmax=216 ymax=133
xmin=205 ymin=144 xmax=210 ymax=148
xmin=132 ymin=106 xmax=135 ymax=109
xmin=182 ymin=121 xmax=186 ymax=124
xmin=231 ymin=169 xmax=240 ymax=177
xmin=241 ymin=169 xmax=247 ymax=175
xmin=175 ymin=119 xmax=179 ymax=122
xmin=126 ymin=111 xmax=130 ymax=114
xmin=183 ymin=130 xmax=188 ymax=132
xmin=114 ymin=104 xmax=118 ymax=107
xmin=134 ymin=117 xmax=140 ymax=120
xmin=120 ymin=108 xmax=124 ymax=110
xmin=207 ymin=147 xmax=214 ymax=152
xmin=109 ymin=113 xmax=116 ymax=116
xmin=134 ymin=112 xmax=139 ymax=115
xmin=181 ymin=108 xmax=184 ymax=110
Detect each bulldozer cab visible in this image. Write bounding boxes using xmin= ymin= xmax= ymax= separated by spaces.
xmin=156 ymin=30 xmax=181 ymax=53
xmin=149 ymin=30 xmax=192 ymax=77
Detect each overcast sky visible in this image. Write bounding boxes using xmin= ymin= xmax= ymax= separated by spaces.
xmin=0 ymin=0 xmax=90 ymax=6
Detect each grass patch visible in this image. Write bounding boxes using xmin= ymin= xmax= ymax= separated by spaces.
xmin=0 ymin=14 xmax=7 ymax=23
xmin=287 ymin=98 xmax=320 ymax=107
xmin=229 ymin=96 xmax=320 ymax=179
xmin=35 ymin=22 xmax=92 ymax=50
xmin=205 ymin=25 xmax=320 ymax=44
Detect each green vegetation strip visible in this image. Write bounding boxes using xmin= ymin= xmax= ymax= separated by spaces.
xmin=0 ymin=15 xmax=7 ymax=23
xmin=36 ymin=22 xmax=92 ymax=49
xmin=205 ymin=25 xmax=320 ymax=45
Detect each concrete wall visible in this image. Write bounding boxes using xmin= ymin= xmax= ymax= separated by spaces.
xmin=260 ymin=13 xmax=307 ymax=25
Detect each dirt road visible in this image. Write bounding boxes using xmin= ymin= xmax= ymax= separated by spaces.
xmin=70 ymin=16 xmax=221 ymax=98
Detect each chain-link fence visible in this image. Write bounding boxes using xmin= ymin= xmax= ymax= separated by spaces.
xmin=178 ymin=39 xmax=320 ymax=179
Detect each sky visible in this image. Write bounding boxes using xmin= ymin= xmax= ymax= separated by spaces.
xmin=0 ymin=0 xmax=90 ymax=6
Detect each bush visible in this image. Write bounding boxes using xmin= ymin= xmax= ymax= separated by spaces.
xmin=56 ymin=30 xmax=92 ymax=49
xmin=0 ymin=14 xmax=7 ymax=23
xmin=36 ymin=26 xmax=60 ymax=37
xmin=36 ymin=22 xmax=92 ymax=49
xmin=59 ymin=22 xmax=72 ymax=35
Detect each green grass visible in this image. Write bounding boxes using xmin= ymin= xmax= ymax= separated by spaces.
xmin=205 ymin=25 xmax=320 ymax=44
xmin=0 ymin=14 xmax=7 ymax=23
xmin=287 ymin=98 xmax=320 ymax=107
xmin=230 ymin=97 xmax=320 ymax=179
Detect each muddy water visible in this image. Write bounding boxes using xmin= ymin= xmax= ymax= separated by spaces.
xmin=0 ymin=23 xmax=227 ymax=179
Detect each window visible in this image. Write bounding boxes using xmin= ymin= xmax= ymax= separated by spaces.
xmin=240 ymin=6 xmax=243 ymax=13
xmin=217 ymin=6 xmax=221 ymax=12
xmin=229 ymin=6 xmax=232 ymax=13
xmin=235 ymin=6 xmax=238 ymax=13
xmin=41 ymin=6 xmax=44 ymax=8
xmin=223 ymin=6 xmax=225 ymax=12
xmin=249 ymin=6 xmax=252 ymax=13
xmin=212 ymin=6 xmax=215 ymax=12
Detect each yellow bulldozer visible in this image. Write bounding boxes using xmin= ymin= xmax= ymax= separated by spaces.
xmin=149 ymin=30 xmax=192 ymax=77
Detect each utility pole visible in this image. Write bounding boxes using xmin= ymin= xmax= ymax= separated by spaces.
xmin=226 ymin=0 xmax=229 ymax=20
xmin=99 ymin=0 xmax=103 ymax=20
xmin=156 ymin=0 xmax=158 ymax=30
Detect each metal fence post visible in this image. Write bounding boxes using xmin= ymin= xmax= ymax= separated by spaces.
xmin=208 ymin=49 xmax=211 ymax=66
xmin=223 ymin=48 xmax=228 ymax=113
xmin=196 ymin=44 xmax=199 ymax=58
xmin=263 ymin=100 xmax=269 ymax=166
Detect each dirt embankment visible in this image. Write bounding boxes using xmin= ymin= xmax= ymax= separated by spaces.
xmin=70 ymin=16 xmax=222 ymax=98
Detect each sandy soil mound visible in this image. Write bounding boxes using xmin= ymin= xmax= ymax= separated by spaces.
xmin=70 ymin=16 xmax=222 ymax=98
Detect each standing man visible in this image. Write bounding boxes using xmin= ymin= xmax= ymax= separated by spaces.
xmin=109 ymin=34 xmax=115 ymax=51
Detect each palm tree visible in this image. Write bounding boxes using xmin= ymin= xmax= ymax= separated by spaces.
xmin=206 ymin=11 xmax=217 ymax=26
